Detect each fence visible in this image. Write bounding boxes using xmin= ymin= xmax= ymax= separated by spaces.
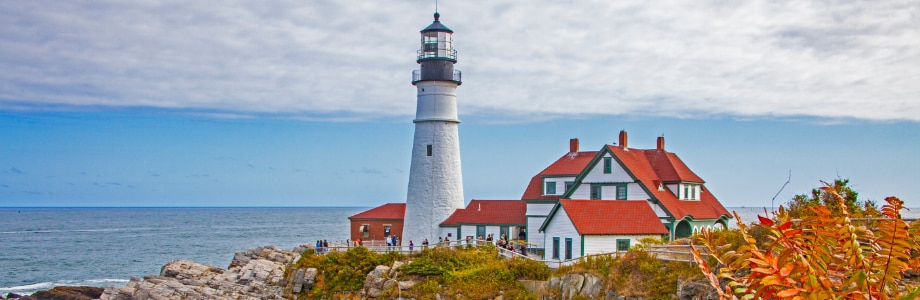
xmin=536 ymin=244 xmax=708 ymax=269
xmin=314 ymin=239 xmax=492 ymax=256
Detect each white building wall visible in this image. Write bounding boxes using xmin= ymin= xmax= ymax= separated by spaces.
xmin=404 ymin=80 xmax=465 ymax=246
xmin=648 ymin=201 xmax=670 ymax=218
xmin=542 ymin=206 xmax=581 ymax=260
xmin=583 ymin=235 xmax=661 ymax=255
xmin=627 ymin=183 xmax=648 ymax=199
xmin=528 ymin=217 xmax=547 ymax=249
xmin=526 ymin=203 xmax=555 ymax=216
xmin=459 ymin=225 xmax=476 ymax=239
xmin=667 ymin=184 xmax=679 ymax=197
xmin=542 ymin=177 xmax=576 ymax=196
xmin=438 ymin=227 xmax=456 ymax=241
xmin=568 ymin=187 xmax=591 ymax=200
xmin=581 ymin=154 xmax=633 ymax=183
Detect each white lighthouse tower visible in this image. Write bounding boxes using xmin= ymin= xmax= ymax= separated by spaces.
xmin=402 ymin=12 xmax=465 ymax=245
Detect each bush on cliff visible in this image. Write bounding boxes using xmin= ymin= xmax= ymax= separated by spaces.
xmin=556 ymin=247 xmax=702 ymax=299
xmin=399 ymin=245 xmax=550 ymax=299
xmin=290 ymin=246 xmax=404 ymax=298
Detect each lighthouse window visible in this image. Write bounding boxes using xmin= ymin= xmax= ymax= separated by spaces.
xmin=426 ymin=144 xmax=432 ymax=156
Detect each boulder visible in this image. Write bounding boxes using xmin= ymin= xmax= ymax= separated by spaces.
xmin=679 ymin=278 xmax=718 ymax=300
xmin=561 ymin=273 xmax=585 ymax=299
xmin=17 ymin=286 xmax=104 ymax=300
xmin=579 ymin=273 xmax=603 ymax=298
xmin=101 ymin=245 xmax=297 ymax=300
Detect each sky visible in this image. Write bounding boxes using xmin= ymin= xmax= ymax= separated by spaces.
xmin=1 ymin=1 xmax=918 ymax=208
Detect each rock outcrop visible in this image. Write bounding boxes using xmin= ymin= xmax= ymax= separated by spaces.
xmin=521 ymin=273 xmax=718 ymax=300
xmin=15 ymin=286 xmax=104 ymax=300
xmin=360 ymin=262 xmax=416 ymax=299
xmin=101 ymin=245 xmax=305 ymax=300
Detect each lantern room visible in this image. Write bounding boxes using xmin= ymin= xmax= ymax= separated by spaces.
xmin=418 ymin=12 xmax=457 ymax=61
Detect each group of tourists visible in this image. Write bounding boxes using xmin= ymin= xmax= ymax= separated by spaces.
xmin=314 ymin=239 xmax=329 ymax=254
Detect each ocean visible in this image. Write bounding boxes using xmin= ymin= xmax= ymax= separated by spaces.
xmin=1 ymin=206 xmax=918 ymax=296
xmin=0 ymin=207 xmax=366 ymax=296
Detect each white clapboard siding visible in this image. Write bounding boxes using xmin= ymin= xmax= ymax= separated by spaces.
xmin=542 ymin=206 xmax=581 ymax=260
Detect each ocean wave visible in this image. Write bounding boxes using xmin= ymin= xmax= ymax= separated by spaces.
xmin=0 ymin=279 xmax=128 ymax=295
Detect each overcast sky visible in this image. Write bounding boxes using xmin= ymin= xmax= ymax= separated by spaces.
xmin=1 ymin=1 xmax=918 ymax=208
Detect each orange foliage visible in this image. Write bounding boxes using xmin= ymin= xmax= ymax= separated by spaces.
xmin=691 ymin=184 xmax=920 ymax=299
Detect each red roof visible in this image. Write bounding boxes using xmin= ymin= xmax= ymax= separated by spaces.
xmin=644 ymin=150 xmax=704 ymax=183
xmin=440 ymin=200 xmax=526 ymax=226
xmin=521 ymin=151 xmax=597 ymax=200
xmin=349 ymin=203 xmax=406 ymax=220
xmin=551 ymin=200 xmax=669 ymax=235
xmin=606 ymin=146 xmax=729 ymax=220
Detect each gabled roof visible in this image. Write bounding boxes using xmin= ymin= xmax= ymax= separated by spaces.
xmin=541 ymin=200 xmax=669 ymax=235
xmin=348 ymin=203 xmax=406 ymax=220
xmin=440 ymin=200 xmax=526 ymax=226
xmin=604 ymin=146 xmax=729 ymax=220
xmin=521 ymin=151 xmax=597 ymax=200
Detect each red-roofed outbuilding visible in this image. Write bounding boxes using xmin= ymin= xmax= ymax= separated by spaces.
xmin=348 ymin=203 xmax=405 ymax=243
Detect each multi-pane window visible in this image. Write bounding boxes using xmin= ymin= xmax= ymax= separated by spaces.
xmin=590 ymin=185 xmax=602 ymax=200
xmin=616 ymin=185 xmax=627 ymax=200
xmin=603 ymin=157 xmax=612 ymax=174
xmin=564 ymin=181 xmax=575 ymax=193
xmin=616 ymin=239 xmax=630 ymax=251
xmin=545 ymin=181 xmax=556 ymax=195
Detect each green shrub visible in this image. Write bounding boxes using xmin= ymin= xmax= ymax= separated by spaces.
xmin=290 ymin=246 xmax=404 ymax=298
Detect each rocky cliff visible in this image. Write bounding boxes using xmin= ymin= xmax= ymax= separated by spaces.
xmin=100 ymin=245 xmax=309 ymax=300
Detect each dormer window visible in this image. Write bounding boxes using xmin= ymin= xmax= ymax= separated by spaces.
xmin=544 ymin=181 xmax=557 ymax=195
xmin=678 ymin=183 xmax=701 ymax=200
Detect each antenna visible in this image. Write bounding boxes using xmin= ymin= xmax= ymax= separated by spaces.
xmin=435 ymin=0 xmax=438 ymax=13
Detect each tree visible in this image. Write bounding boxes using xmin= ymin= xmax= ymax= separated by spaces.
xmin=783 ymin=178 xmax=880 ymax=219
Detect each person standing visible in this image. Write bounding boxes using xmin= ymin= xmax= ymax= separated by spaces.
xmin=422 ymin=238 xmax=429 ymax=249
xmin=409 ymin=240 xmax=414 ymax=252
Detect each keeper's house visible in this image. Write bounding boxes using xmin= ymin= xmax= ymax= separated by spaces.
xmin=525 ymin=131 xmax=731 ymax=259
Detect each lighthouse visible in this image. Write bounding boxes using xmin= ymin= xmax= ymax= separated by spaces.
xmin=402 ymin=12 xmax=465 ymax=245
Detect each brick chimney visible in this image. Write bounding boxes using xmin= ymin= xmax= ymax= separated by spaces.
xmin=657 ymin=136 xmax=665 ymax=150
xmin=569 ymin=138 xmax=579 ymax=153
xmin=618 ymin=130 xmax=628 ymax=149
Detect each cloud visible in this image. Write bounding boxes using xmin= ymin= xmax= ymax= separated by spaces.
xmin=9 ymin=167 xmax=23 ymax=174
xmin=0 ymin=1 xmax=916 ymax=122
